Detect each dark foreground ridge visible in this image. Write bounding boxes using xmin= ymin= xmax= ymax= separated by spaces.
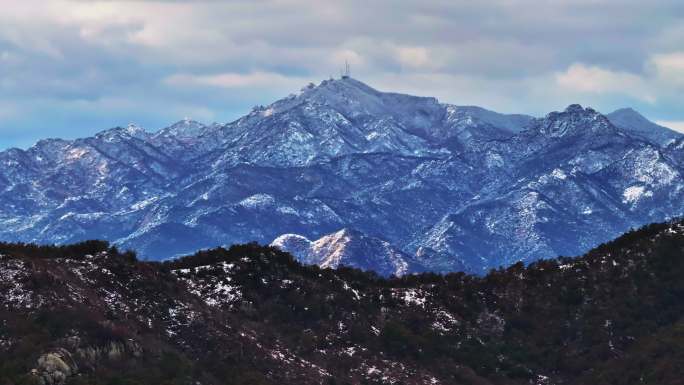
xmin=1 ymin=220 xmax=684 ymax=384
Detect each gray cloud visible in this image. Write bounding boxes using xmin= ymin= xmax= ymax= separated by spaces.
xmin=1 ymin=0 xmax=683 ymax=148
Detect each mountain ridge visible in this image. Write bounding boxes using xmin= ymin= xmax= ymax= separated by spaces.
xmin=0 ymin=77 xmax=682 ymax=274
xmin=1 ymin=219 xmax=683 ymax=384
xmin=606 ymin=107 xmax=682 ymax=145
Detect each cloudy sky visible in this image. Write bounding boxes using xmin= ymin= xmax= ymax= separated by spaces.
xmin=1 ymin=0 xmax=683 ymax=149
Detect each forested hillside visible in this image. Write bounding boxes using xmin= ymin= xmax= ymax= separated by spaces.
xmin=1 ymin=219 xmax=683 ymax=384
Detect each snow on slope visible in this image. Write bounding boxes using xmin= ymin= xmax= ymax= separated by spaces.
xmin=272 ymin=229 xmax=414 ymax=277
xmin=1 ymin=77 xmax=683 ymax=275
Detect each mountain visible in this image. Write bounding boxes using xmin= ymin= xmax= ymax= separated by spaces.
xmin=1 ymin=220 xmax=683 ymax=384
xmin=607 ymin=107 xmax=682 ymax=146
xmin=408 ymin=104 xmax=684 ymax=272
xmin=271 ymin=228 xmax=419 ymax=277
xmin=0 ymin=77 xmax=683 ymax=274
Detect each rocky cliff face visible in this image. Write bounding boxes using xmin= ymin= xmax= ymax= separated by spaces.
xmin=0 ymin=78 xmax=682 ymax=274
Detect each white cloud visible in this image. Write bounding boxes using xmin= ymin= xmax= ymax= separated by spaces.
xmin=650 ymin=52 xmax=684 ymax=87
xmin=655 ymin=120 xmax=684 ymax=134
xmin=164 ymin=71 xmax=308 ymax=89
xmin=395 ymin=46 xmax=432 ymax=69
xmin=1 ymin=0 xmax=684 ymax=148
xmin=555 ymin=63 xmax=654 ymax=103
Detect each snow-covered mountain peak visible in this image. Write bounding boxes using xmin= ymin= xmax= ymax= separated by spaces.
xmin=220 ymin=77 xmax=532 ymax=164
xmin=443 ymin=105 xmax=533 ymax=134
xmin=294 ymin=77 xmax=441 ymax=124
xmin=271 ymin=233 xmax=314 ymax=263
xmin=32 ymin=137 xmax=70 ymax=151
xmin=154 ymin=119 xmax=207 ymax=140
xmin=245 ymin=77 xmax=384 ymax=117
xmin=552 ymin=104 xmax=602 ymax=119
xmin=272 ymin=228 xmax=414 ymax=277
xmin=125 ymin=123 xmax=147 ymax=137
xmin=563 ymin=104 xmax=590 ymax=114
xmin=534 ymin=104 xmax=616 ymax=138
xmin=95 ymin=124 xmax=150 ymax=142
xmin=26 ymin=138 xmax=71 ymax=164
xmin=308 ymin=77 xmax=381 ymax=96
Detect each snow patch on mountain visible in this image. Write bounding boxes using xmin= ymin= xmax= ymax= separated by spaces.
xmin=272 ymin=229 xmax=413 ymax=277
xmin=622 ymin=186 xmax=653 ymax=204
xmin=239 ymin=194 xmax=276 ymax=209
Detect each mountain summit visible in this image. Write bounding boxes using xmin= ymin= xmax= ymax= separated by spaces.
xmin=534 ymin=104 xmax=617 ymax=137
xmin=606 ymin=107 xmax=682 ymax=145
xmin=203 ymin=77 xmax=532 ymax=167
xmin=0 ymin=78 xmax=682 ymax=274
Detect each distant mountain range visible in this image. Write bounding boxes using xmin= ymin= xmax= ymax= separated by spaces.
xmin=0 ymin=77 xmax=682 ymax=274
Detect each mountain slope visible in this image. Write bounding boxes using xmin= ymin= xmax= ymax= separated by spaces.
xmin=409 ymin=105 xmax=684 ymax=272
xmin=1 ymin=220 xmax=683 ymax=384
xmin=0 ymin=78 xmax=683 ymax=274
xmin=607 ymin=107 xmax=682 ymax=146
xmin=271 ymin=228 xmax=419 ymax=276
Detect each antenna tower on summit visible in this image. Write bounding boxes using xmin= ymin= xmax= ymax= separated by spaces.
xmin=342 ymin=60 xmax=350 ymax=79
